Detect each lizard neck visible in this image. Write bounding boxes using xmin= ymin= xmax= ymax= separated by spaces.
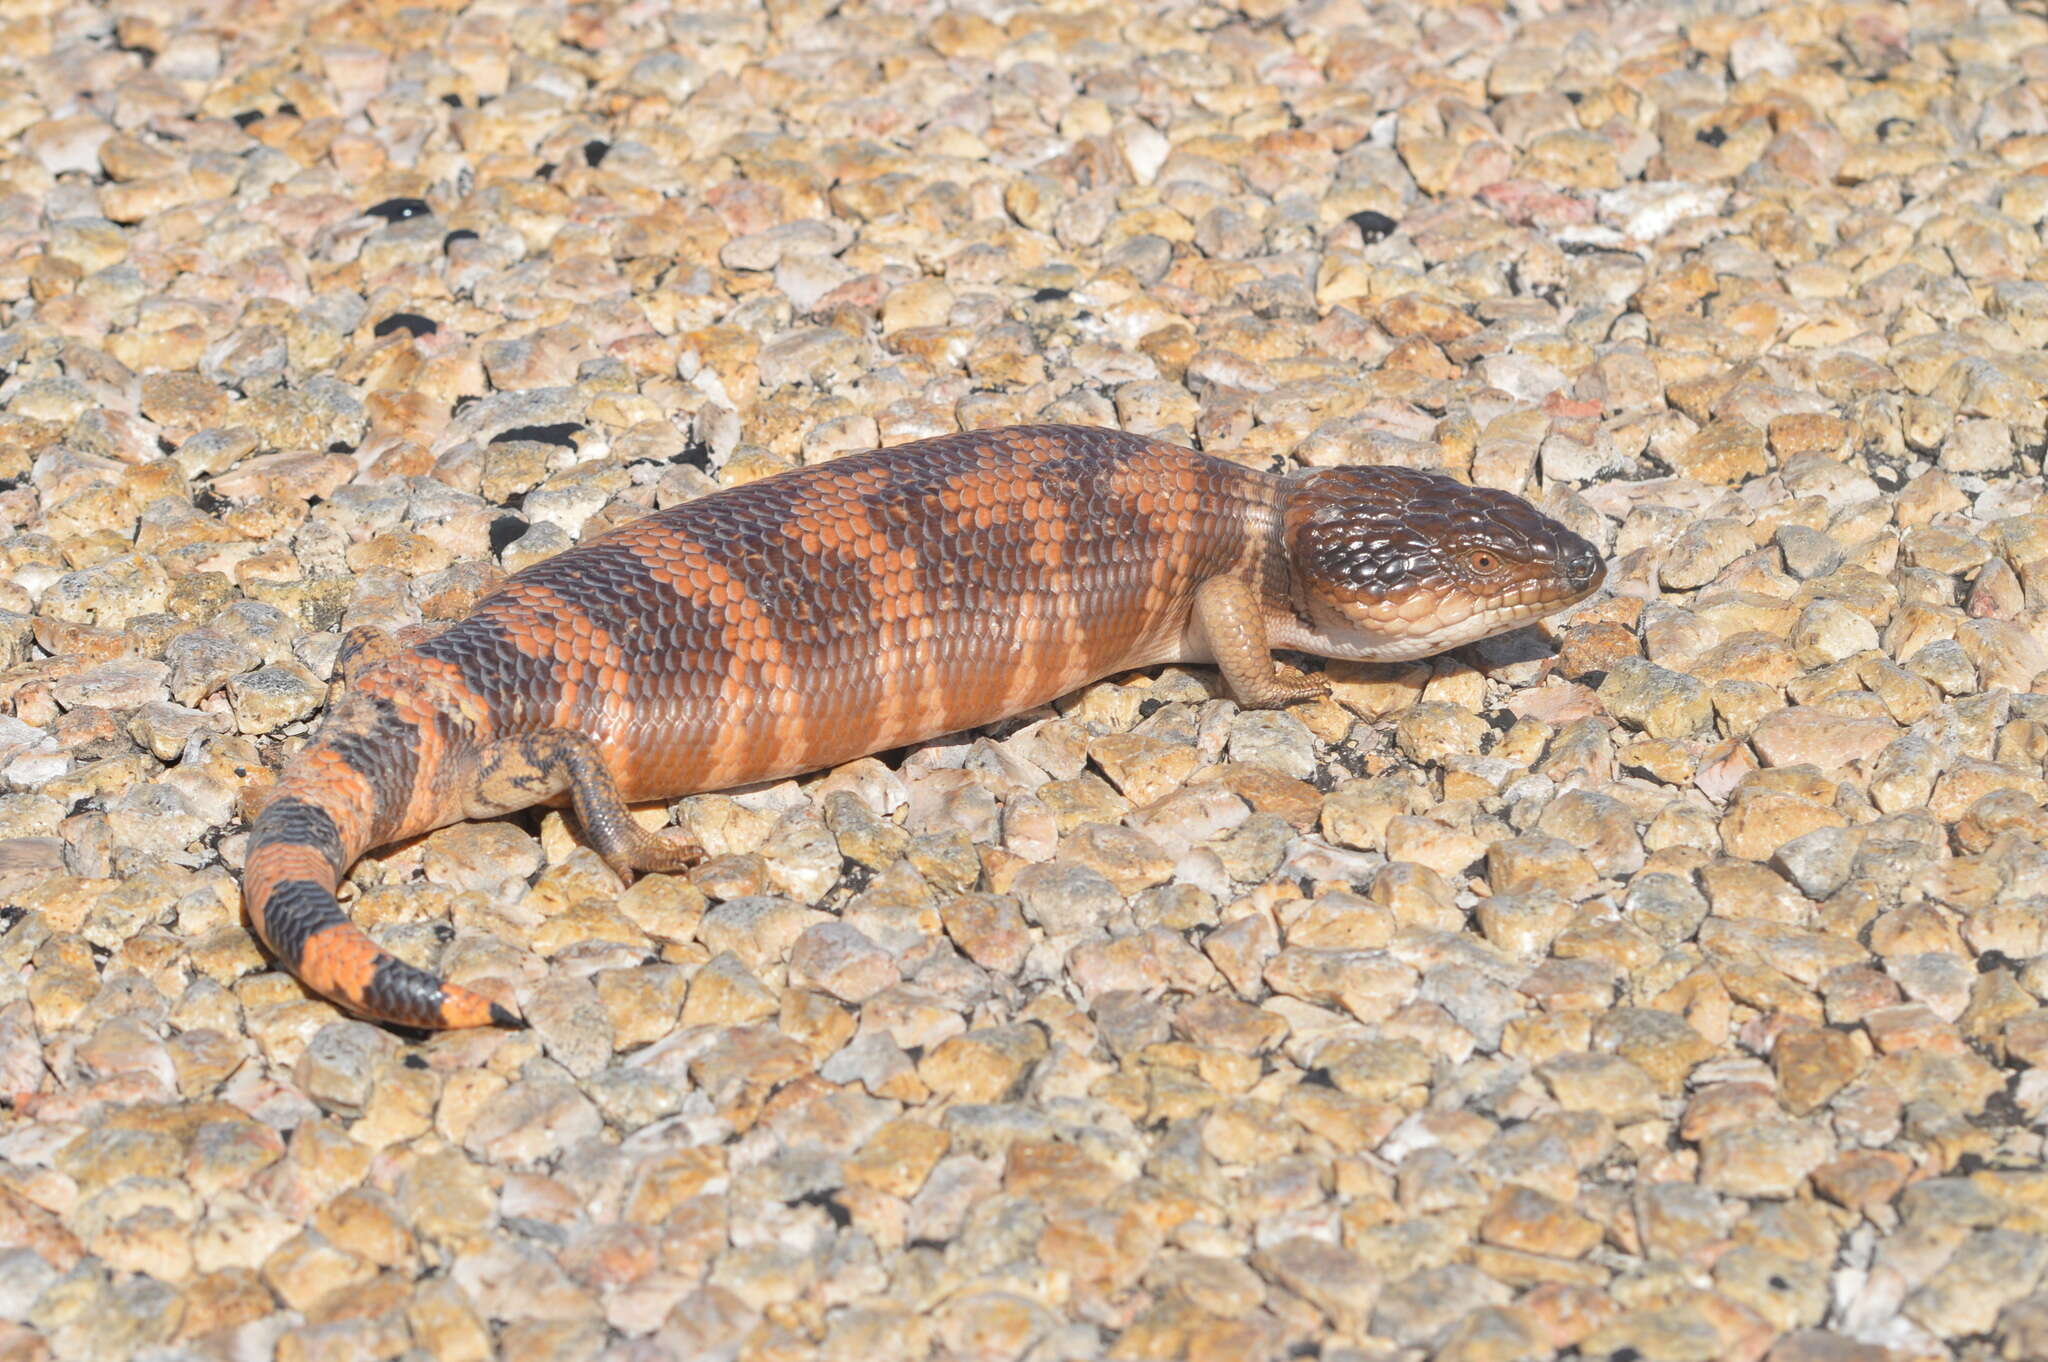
xmin=1253 ymin=470 xmax=1317 ymax=646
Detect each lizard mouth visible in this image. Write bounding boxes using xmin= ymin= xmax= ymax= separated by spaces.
xmin=1276 ymin=564 xmax=1606 ymax=662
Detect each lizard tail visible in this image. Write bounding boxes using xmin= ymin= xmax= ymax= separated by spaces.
xmin=243 ymin=689 xmax=520 ymax=1030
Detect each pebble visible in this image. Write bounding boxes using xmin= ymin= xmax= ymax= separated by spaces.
xmin=1599 ymin=659 xmax=1712 ymax=739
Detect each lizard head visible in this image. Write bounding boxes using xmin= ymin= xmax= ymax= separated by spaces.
xmin=1281 ymin=464 xmax=1605 ymax=662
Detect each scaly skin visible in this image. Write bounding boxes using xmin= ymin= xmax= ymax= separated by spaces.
xmin=241 ymin=426 xmax=1604 ymax=1028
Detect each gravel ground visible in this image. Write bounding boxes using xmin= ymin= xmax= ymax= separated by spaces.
xmin=1 ymin=0 xmax=2047 ymax=1358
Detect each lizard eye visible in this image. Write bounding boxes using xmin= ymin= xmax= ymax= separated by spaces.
xmin=1468 ymin=549 xmax=1502 ymax=574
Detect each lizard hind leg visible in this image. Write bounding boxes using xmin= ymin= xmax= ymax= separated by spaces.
xmin=471 ymin=730 xmax=702 ymax=882
xmin=330 ymin=625 xmax=402 ymax=705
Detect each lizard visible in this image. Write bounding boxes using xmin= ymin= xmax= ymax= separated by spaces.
xmin=240 ymin=425 xmax=1605 ymax=1028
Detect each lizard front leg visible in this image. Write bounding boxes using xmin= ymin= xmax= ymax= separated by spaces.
xmin=1191 ymin=577 xmax=1331 ymax=709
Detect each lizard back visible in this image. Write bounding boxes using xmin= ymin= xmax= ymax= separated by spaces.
xmin=416 ymin=425 xmax=1273 ymax=798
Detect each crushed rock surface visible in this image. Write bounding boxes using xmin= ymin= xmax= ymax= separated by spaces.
xmin=1 ymin=0 xmax=2047 ymax=1358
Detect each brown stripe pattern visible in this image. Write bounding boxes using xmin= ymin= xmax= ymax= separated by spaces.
xmin=429 ymin=426 xmax=1264 ymax=801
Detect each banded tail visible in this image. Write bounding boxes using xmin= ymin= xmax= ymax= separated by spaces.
xmin=242 ymin=682 xmax=519 ymax=1030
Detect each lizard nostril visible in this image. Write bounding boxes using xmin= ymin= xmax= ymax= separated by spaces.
xmin=1561 ymin=541 xmax=1603 ymax=589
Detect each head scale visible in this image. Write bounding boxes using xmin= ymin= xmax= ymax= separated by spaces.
xmin=1281 ymin=465 xmax=1605 ymax=661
